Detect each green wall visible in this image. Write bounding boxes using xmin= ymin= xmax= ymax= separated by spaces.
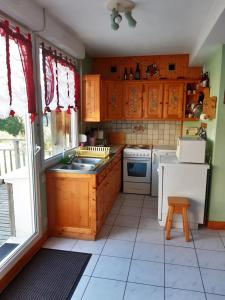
xmin=204 ymin=45 xmax=225 ymax=221
xmin=82 ymin=55 xmax=93 ymax=74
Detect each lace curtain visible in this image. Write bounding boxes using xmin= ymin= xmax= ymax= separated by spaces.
xmin=0 ymin=20 xmax=36 ymax=121
xmin=41 ymin=43 xmax=80 ymax=115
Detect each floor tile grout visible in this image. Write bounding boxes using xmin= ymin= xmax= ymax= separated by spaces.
xmin=121 ymin=194 xmax=144 ymax=300
xmin=80 ymin=217 xmax=113 ymax=299
xmin=191 ymin=229 xmax=207 ymax=300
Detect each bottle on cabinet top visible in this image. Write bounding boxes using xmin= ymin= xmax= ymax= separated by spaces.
xmin=129 ymin=68 xmax=134 ymax=80
xmin=123 ymin=67 xmax=128 ymax=80
xmin=135 ymin=63 xmax=141 ymax=80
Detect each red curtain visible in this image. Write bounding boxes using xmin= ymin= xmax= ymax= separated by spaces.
xmin=0 ymin=20 xmax=36 ymax=121
xmin=42 ymin=43 xmax=80 ymax=114
xmin=42 ymin=45 xmax=55 ymax=113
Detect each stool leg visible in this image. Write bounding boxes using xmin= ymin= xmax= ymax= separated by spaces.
xmin=182 ymin=207 xmax=190 ymax=242
xmin=166 ymin=206 xmax=174 ymax=240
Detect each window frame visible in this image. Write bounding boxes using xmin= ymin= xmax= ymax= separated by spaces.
xmin=35 ymin=37 xmax=79 ymax=169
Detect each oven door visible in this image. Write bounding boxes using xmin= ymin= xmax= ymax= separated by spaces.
xmin=123 ymin=158 xmax=151 ymax=183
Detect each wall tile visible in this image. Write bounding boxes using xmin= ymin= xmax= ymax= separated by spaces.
xmin=84 ymin=120 xmax=181 ymax=146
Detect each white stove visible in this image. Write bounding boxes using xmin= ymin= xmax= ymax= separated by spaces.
xmin=123 ymin=145 xmax=152 ymax=195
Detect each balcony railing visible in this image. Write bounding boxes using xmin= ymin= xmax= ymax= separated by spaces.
xmin=0 ymin=139 xmax=26 ymax=177
xmin=0 ymin=139 xmax=26 ymax=247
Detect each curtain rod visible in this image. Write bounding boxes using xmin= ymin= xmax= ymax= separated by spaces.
xmin=40 ymin=38 xmax=80 ymax=66
xmin=0 ymin=10 xmax=29 ymax=34
xmin=0 ymin=9 xmax=81 ymax=64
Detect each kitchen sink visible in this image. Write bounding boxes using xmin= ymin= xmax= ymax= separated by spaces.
xmin=72 ymin=157 xmax=103 ymax=165
xmin=59 ymin=163 xmax=97 ymax=171
xmin=49 ymin=156 xmax=106 ymax=173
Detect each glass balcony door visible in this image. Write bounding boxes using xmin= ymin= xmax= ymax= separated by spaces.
xmin=0 ymin=114 xmax=40 ymax=270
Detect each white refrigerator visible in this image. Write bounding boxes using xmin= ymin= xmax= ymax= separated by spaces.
xmin=151 ymin=146 xmax=176 ymax=197
xmin=158 ymin=155 xmax=209 ymax=229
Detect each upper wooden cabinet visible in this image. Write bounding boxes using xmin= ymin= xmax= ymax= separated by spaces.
xmin=143 ymin=83 xmax=163 ymax=119
xmin=105 ymin=81 xmax=123 ymax=120
xmin=123 ymin=83 xmax=143 ymax=119
xmin=82 ymin=75 xmax=186 ymax=121
xmin=163 ymin=83 xmax=184 ymax=120
xmin=82 ymin=75 xmax=104 ymax=122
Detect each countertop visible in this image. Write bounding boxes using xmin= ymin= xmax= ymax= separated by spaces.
xmin=47 ymin=145 xmax=123 ymax=175
xmin=159 ymin=154 xmax=210 ymax=168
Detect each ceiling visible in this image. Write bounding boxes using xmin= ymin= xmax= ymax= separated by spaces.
xmin=33 ymin=0 xmax=225 ymax=64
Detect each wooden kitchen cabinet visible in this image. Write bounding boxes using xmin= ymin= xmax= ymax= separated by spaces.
xmin=123 ymin=81 xmax=183 ymax=120
xmin=46 ymin=151 xmax=122 ymax=240
xmin=82 ymin=75 xmax=186 ymax=121
xmin=82 ymin=74 xmax=105 ymax=122
xmin=46 ymin=173 xmax=96 ymax=239
xmin=143 ymin=83 xmax=163 ymax=119
xmin=105 ymin=81 xmax=123 ymax=120
xmin=123 ymin=83 xmax=143 ymax=119
xmin=163 ymin=82 xmax=184 ymax=119
xmin=96 ymin=157 xmax=122 ymax=230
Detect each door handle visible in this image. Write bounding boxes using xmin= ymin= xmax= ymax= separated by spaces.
xmin=34 ymin=145 xmax=41 ymax=156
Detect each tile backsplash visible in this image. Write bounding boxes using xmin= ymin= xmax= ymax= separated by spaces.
xmin=84 ymin=120 xmax=182 ymax=146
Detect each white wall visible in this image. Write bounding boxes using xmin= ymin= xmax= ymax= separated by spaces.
xmin=0 ymin=0 xmax=85 ymax=58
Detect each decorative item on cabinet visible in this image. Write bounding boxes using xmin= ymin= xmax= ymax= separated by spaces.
xmin=145 ymin=64 xmax=159 ymax=79
xmin=201 ymin=71 xmax=209 ymax=88
xmin=111 ymin=66 xmax=117 ymax=73
xmin=168 ymin=63 xmax=176 ymax=71
xmin=202 ymin=96 xmax=217 ymax=120
xmin=184 ymin=83 xmax=209 ymax=121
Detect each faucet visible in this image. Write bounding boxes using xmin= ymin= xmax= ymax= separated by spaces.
xmin=66 ymin=151 xmax=77 ymax=164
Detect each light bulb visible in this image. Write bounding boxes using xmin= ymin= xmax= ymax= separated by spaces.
xmin=114 ymin=13 xmax=122 ymax=24
xmin=110 ymin=8 xmax=121 ymax=30
xmin=125 ymin=10 xmax=137 ymax=28
xmin=111 ymin=22 xmax=119 ymax=30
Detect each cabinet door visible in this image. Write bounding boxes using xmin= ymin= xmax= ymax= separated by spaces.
xmin=47 ymin=176 xmax=93 ymax=234
xmin=105 ymin=81 xmax=123 ymax=120
xmin=96 ymin=180 xmax=105 ymax=231
xmin=82 ymin=75 xmax=101 ymax=122
xmin=123 ymin=83 xmax=143 ymax=119
xmin=163 ymin=83 xmax=184 ymax=119
xmin=143 ymin=83 xmax=163 ymax=119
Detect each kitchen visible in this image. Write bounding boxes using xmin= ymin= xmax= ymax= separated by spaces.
xmin=0 ymin=0 xmax=225 ymax=299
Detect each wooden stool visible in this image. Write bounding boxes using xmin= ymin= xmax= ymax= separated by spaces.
xmin=165 ymin=197 xmax=190 ymax=242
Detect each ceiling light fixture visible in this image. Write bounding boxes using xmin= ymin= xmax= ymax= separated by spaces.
xmin=107 ymin=0 xmax=137 ymax=31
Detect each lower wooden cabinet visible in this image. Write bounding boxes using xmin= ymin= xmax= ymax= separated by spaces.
xmin=96 ymin=158 xmax=121 ymax=232
xmin=46 ymin=153 xmax=122 ymax=240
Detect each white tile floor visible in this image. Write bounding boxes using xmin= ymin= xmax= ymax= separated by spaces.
xmin=43 ymin=193 xmax=225 ymax=300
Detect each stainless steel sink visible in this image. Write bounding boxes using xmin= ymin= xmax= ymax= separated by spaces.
xmin=72 ymin=157 xmax=103 ymax=165
xmin=49 ymin=156 xmax=105 ymax=173
xmin=59 ymin=163 xmax=96 ymax=171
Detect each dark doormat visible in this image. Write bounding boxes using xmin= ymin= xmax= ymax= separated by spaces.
xmin=0 ymin=243 xmax=18 ymax=262
xmin=0 ymin=248 xmax=91 ymax=300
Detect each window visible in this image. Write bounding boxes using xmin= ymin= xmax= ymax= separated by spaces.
xmin=39 ymin=43 xmax=80 ymax=160
xmin=0 ymin=20 xmax=36 ymax=120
